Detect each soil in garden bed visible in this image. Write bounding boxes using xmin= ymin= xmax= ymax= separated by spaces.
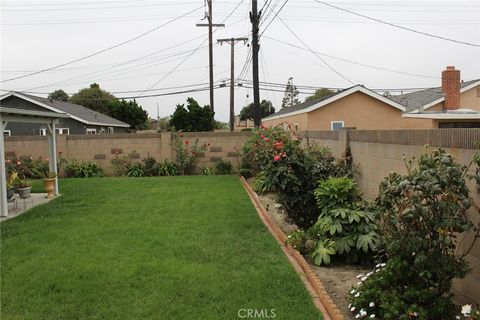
xmin=253 ymin=187 xmax=370 ymax=320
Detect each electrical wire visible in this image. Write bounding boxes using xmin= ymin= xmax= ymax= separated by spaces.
xmin=0 ymin=5 xmax=203 ymax=83
xmin=313 ymin=0 xmax=480 ymax=48
xmin=259 ymin=0 xmax=289 ymax=36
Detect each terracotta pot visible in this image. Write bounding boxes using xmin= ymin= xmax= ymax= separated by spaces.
xmin=17 ymin=186 xmax=32 ymax=199
xmin=43 ymin=178 xmax=56 ymax=198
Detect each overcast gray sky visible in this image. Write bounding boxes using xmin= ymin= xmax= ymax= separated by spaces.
xmin=1 ymin=0 xmax=479 ymax=122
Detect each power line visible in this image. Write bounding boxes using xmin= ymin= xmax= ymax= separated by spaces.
xmin=259 ymin=0 xmax=289 ymax=36
xmin=313 ymin=1 xmax=480 ymax=48
xmin=276 ymin=15 xmax=355 ymax=85
xmin=0 ymin=6 xmax=203 ymax=83
xmin=263 ymin=35 xmax=439 ymax=79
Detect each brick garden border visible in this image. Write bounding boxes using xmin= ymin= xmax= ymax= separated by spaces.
xmin=240 ymin=177 xmax=344 ymax=320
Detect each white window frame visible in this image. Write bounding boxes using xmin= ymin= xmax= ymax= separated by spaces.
xmin=108 ymin=127 xmax=114 ymax=134
xmin=86 ymin=128 xmax=97 ymax=135
xmin=3 ymin=130 xmax=11 ymax=136
xmin=40 ymin=128 xmax=47 ymax=136
xmin=331 ymin=121 xmax=344 ymax=130
xmin=55 ymin=128 xmax=70 ymax=135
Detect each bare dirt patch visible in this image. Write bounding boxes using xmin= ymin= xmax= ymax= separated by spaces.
xmin=251 ymin=183 xmax=369 ymax=320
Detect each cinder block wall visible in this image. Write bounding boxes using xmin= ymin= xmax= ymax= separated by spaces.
xmin=4 ymin=131 xmax=250 ymax=174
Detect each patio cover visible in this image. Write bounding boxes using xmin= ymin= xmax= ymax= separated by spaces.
xmin=0 ymin=106 xmax=69 ymax=217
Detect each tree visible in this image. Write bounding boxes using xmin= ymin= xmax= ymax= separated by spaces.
xmin=169 ymin=98 xmax=215 ymax=132
xmin=305 ymin=88 xmax=334 ymax=102
xmin=109 ymin=99 xmax=149 ymax=130
xmin=240 ymin=99 xmax=275 ymax=121
xmin=69 ymin=83 xmax=117 ymax=114
xmin=281 ymin=77 xmax=300 ymax=108
xmin=48 ymin=89 xmax=69 ymax=102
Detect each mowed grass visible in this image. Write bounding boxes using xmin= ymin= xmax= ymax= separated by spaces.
xmin=1 ymin=176 xmax=322 ymax=320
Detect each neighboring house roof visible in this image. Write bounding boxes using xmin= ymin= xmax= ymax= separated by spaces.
xmin=390 ymin=79 xmax=480 ymax=113
xmin=402 ymin=108 xmax=480 ymax=120
xmin=0 ymin=92 xmax=130 ymax=128
xmin=263 ymin=85 xmax=406 ymax=121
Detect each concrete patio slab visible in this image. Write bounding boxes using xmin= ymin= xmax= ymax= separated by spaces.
xmin=1 ymin=193 xmax=57 ymax=222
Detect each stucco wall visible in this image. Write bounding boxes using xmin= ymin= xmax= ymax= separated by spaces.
xmin=262 ymin=112 xmax=308 ymax=130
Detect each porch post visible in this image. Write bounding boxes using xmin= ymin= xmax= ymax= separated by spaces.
xmin=0 ymin=116 xmax=8 ymax=217
xmin=47 ymin=120 xmax=58 ymax=195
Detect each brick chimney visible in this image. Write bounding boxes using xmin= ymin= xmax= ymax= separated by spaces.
xmin=441 ymin=66 xmax=460 ymax=110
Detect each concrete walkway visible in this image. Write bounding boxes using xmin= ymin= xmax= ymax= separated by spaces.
xmin=1 ymin=193 xmax=56 ymax=222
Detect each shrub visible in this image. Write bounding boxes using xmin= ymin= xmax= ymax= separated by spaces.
xmin=5 ymin=154 xmax=49 ymax=179
xmin=172 ymin=133 xmax=207 ymax=175
xmin=157 ymin=160 xmax=179 ymax=176
xmin=214 ymin=159 xmax=232 ymax=175
xmin=348 ymin=148 xmax=479 ymax=320
xmin=111 ymin=155 xmax=132 ymax=176
xmin=310 ymin=177 xmax=379 ymax=266
xmin=142 ymin=156 xmax=158 ymax=176
xmin=241 ymin=126 xmax=351 ymax=229
xmin=63 ymin=160 xmax=104 ymax=178
xmin=125 ymin=162 xmax=145 ymax=177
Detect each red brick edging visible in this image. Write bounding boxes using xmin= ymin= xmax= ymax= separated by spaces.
xmin=240 ymin=177 xmax=345 ymax=320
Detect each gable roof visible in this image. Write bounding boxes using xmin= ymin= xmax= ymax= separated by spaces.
xmin=263 ymin=85 xmax=406 ymax=121
xmin=390 ymin=79 xmax=480 ymax=113
xmin=0 ymin=92 xmax=130 ymax=128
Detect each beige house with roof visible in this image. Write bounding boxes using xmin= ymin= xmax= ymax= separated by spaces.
xmin=262 ymin=66 xmax=480 ymax=130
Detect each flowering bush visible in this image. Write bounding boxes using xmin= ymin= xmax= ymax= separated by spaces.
xmin=63 ymin=160 xmax=104 ymax=178
xmin=5 ymin=153 xmax=49 ymax=179
xmin=241 ymin=125 xmax=351 ymax=228
xmin=172 ymin=133 xmax=207 ymax=175
xmin=348 ymin=148 xmax=479 ymax=319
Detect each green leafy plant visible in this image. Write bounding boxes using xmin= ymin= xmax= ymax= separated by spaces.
xmin=309 ymin=177 xmax=379 ymax=265
xmin=214 ymin=159 xmax=232 ymax=175
xmin=157 ymin=160 xmax=179 ymax=176
xmin=63 ymin=160 xmax=104 ymax=178
xmin=142 ymin=156 xmax=158 ymax=176
xmin=348 ymin=148 xmax=480 ymax=320
xmin=202 ymin=166 xmax=215 ymax=175
xmin=125 ymin=162 xmax=145 ymax=177
xmin=111 ymin=155 xmax=132 ymax=176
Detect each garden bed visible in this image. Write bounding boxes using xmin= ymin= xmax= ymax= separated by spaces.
xmin=253 ymin=187 xmax=369 ymax=320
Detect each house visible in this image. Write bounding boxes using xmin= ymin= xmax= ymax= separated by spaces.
xmin=262 ymin=66 xmax=480 ymax=130
xmin=0 ymin=92 xmax=130 ymax=136
xmin=234 ymin=114 xmax=255 ymax=131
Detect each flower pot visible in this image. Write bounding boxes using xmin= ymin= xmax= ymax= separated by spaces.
xmin=17 ymin=186 xmax=32 ymax=199
xmin=7 ymin=188 xmax=15 ymax=202
xmin=43 ymin=178 xmax=56 ymax=198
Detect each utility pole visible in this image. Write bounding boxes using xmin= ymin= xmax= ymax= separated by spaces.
xmin=196 ymin=0 xmax=224 ymax=112
xmin=250 ymin=0 xmax=261 ymax=126
xmin=218 ymin=37 xmax=248 ymax=132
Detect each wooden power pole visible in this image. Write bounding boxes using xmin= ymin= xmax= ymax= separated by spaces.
xmin=196 ymin=0 xmax=224 ymax=112
xmin=250 ymin=0 xmax=261 ymax=126
xmin=218 ymin=37 xmax=248 ymax=132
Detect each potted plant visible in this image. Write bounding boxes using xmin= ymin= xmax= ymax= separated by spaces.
xmin=16 ymin=179 xmax=32 ymax=199
xmin=6 ymin=171 xmax=18 ymax=202
xmin=42 ymin=171 xmax=57 ymax=198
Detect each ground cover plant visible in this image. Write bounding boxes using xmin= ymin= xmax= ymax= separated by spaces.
xmin=348 ymin=149 xmax=480 ymax=320
xmin=1 ymin=176 xmax=322 ymax=320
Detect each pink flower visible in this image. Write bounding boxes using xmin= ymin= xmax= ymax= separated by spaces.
xmin=260 ymin=134 xmax=265 ymax=140
xmin=16 ymin=161 xmax=21 ymax=165
xmin=5 ymin=159 xmax=11 ymax=164
xmin=273 ymin=155 xmax=281 ymax=161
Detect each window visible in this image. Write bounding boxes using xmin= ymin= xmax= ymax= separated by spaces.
xmin=331 ymin=121 xmax=344 ymax=130
xmin=108 ymin=127 xmax=114 ymax=134
xmin=55 ymin=128 xmax=69 ymax=135
xmin=98 ymin=127 xmax=106 ymax=135
xmin=86 ymin=128 xmax=97 ymax=135
xmin=3 ymin=130 xmax=11 ymax=136
xmin=40 ymin=128 xmax=47 ymax=136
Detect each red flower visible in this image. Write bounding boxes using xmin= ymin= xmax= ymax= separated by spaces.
xmin=185 ymin=141 xmax=189 ymax=144
xmin=273 ymin=141 xmax=283 ymax=150
xmin=260 ymin=134 xmax=265 ymax=140
xmin=273 ymin=155 xmax=281 ymax=161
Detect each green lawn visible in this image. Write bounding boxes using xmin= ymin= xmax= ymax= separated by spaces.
xmin=1 ymin=176 xmax=322 ymax=320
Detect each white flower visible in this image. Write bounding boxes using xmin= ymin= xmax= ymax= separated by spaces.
xmin=370 ymin=315 xmax=375 ymax=319
xmin=375 ymin=263 xmax=381 ymax=268
xmin=461 ymin=304 xmax=472 ymax=316
xmin=287 ymin=235 xmax=291 ymax=238
xmin=351 ymin=307 xmax=356 ymax=312
xmin=380 ymin=263 xmax=386 ymax=267
xmin=375 ymin=269 xmax=381 ymax=273
xmin=366 ymin=272 xmax=373 ymax=277
xmin=354 ymin=292 xmax=360 ymax=298
xmin=351 ymin=289 xmax=356 ymax=294
xmin=357 ymin=274 xmax=363 ymax=279
xmin=369 ymin=302 xmax=375 ymax=307
xmin=360 ymin=309 xmax=367 ymax=316
xmin=348 ymin=303 xmax=352 ymax=308
xmin=357 ymin=281 xmax=362 ymax=286
xmin=456 ymin=316 xmax=461 ymax=320
xmin=355 ymin=314 xmax=360 ymax=319
xmin=361 ymin=277 xmax=367 ymax=282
